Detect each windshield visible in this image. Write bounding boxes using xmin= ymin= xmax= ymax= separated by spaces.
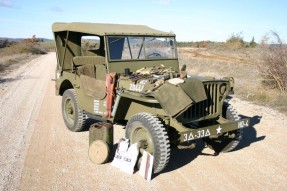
xmin=107 ymin=36 xmax=177 ymax=61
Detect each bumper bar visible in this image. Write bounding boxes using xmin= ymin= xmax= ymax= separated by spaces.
xmin=180 ymin=118 xmax=249 ymax=143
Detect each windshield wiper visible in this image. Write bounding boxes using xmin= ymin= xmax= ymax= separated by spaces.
xmin=109 ymin=37 xmax=124 ymax=44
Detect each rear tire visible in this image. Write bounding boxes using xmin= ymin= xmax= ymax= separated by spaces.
xmin=62 ymin=89 xmax=86 ymax=132
xmin=125 ymin=112 xmax=170 ymax=174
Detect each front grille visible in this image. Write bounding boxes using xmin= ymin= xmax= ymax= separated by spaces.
xmin=180 ymin=82 xmax=221 ymax=122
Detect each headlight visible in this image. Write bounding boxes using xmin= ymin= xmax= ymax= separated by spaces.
xmin=219 ymin=84 xmax=227 ymax=95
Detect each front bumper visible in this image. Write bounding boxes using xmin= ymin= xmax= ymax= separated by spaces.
xmin=179 ymin=118 xmax=249 ymax=143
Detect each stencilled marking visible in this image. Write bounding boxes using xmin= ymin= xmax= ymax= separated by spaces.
xmin=129 ymin=83 xmax=144 ymax=92
xmin=238 ymin=120 xmax=249 ymax=128
xmin=183 ymin=129 xmax=211 ymax=141
xmin=216 ymin=126 xmax=222 ymax=134
xmin=139 ymin=80 xmax=148 ymax=85
xmin=94 ymin=100 xmax=107 ymax=115
xmin=94 ymin=100 xmax=100 ymax=114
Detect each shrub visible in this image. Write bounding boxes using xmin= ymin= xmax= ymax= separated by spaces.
xmin=26 ymin=44 xmax=48 ymax=54
xmin=258 ymin=31 xmax=287 ymax=92
xmin=249 ymin=37 xmax=257 ymax=48
xmin=0 ymin=39 xmax=16 ymax=48
xmin=0 ymin=40 xmax=9 ymax=48
xmin=226 ymin=32 xmax=244 ymax=49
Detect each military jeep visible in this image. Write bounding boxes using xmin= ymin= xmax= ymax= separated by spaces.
xmin=52 ymin=22 xmax=249 ymax=173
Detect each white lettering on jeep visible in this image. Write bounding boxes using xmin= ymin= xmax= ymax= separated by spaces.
xmin=129 ymin=83 xmax=144 ymax=92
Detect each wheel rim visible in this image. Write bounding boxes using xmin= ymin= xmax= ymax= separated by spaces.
xmin=64 ymin=97 xmax=75 ymax=124
xmin=126 ymin=113 xmax=171 ymax=174
xmin=130 ymin=124 xmax=154 ymax=155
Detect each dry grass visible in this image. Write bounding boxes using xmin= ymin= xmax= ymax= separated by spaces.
xmin=39 ymin=41 xmax=55 ymax=52
xmin=0 ymin=41 xmax=49 ymax=75
xmin=0 ymin=43 xmax=47 ymax=56
xmin=178 ymin=47 xmax=287 ymax=114
xmin=0 ymin=54 xmax=37 ymax=73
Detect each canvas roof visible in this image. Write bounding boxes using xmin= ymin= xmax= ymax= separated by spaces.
xmin=52 ymin=22 xmax=174 ymax=36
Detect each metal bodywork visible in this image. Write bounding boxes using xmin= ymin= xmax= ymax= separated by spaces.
xmin=52 ymin=22 xmax=249 ymax=146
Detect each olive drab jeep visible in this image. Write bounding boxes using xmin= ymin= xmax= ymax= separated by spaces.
xmin=52 ymin=22 xmax=250 ymax=174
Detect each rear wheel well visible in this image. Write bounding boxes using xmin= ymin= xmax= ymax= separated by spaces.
xmin=59 ymin=80 xmax=73 ymax=95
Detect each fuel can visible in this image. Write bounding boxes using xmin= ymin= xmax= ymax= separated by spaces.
xmin=88 ymin=122 xmax=114 ymax=164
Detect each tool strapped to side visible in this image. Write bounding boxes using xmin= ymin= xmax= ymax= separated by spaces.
xmin=105 ymin=73 xmax=117 ymax=118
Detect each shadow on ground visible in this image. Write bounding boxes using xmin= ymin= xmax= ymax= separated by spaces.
xmin=161 ymin=140 xmax=205 ymax=175
xmin=83 ymin=114 xmax=265 ymax=176
xmin=159 ymin=115 xmax=265 ymax=175
xmin=0 ymin=76 xmax=40 ymax=84
xmin=235 ymin=115 xmax=265 ymax=151
xmin=0 ymin=78 xmax=19 ymax=84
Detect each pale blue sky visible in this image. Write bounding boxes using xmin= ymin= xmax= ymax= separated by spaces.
xmin=0 ymin=0 xmax=286 ymax=42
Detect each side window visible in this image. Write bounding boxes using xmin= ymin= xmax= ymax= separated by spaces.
xmin=81 ymin=36 xmax=100 ymax=50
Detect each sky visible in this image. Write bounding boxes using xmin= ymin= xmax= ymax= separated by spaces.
xmin=0 ymin=0 xmax=286 ymax=42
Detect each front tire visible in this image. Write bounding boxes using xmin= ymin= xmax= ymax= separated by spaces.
xmin=204 ymin=102 xmax=242 ymax=153
xmin=125 ymin=112 xmax=170 ymax=174
xmin=62 ymin=89 xmax=86 ymax=132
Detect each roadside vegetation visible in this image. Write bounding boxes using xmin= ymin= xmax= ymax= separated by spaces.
xmin=178 ymin=32 xmax=287 ymax=114
xmin=0 ymin=35 xmax=53 ymax=74
xmin=258 ymin=31 xmax=287 ymax=93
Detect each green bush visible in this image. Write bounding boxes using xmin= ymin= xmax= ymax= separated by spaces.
xmin=0 ymin=39 xmax=16 ymax=48
xmin=249 ymin=37 xmax=257 ymax=48
xmin=226 ymin=32 xmax=244 ymax=49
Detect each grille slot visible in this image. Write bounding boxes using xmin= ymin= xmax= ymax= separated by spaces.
xmin=182 ymin=82 xmax=219 ymax=120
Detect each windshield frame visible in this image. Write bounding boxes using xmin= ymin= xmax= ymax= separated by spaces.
xmin=106 ymin=35 xmax=178 ymax=62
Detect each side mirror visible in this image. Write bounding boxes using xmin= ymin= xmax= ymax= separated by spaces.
xmin=169 ymin=40 xmax=174 ymax=47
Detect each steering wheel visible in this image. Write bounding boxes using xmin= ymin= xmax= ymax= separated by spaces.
xmin=147 ymin=52 xmax=162 ymax=58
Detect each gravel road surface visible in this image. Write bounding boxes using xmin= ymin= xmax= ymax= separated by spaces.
xmin=0 ymin=53 xmax=286 ymax=191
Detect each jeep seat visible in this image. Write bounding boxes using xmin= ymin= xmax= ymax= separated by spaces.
xmin=73 ymin=56 xmax=105 ymax=67
xmin=74 ymin=56 xmax=106 ymax=78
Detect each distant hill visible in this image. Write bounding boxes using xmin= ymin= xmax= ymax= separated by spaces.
xmin=0 ymin=37 xmax=53 ymax=42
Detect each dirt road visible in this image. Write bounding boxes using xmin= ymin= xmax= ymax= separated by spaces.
xmin=0 ymin=53 xmax=286 ymax=191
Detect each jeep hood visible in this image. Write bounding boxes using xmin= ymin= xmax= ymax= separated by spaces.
xmin=117 ymin=67 xmax=231 ymax=117
xmin=152 ymin=77 xmax=207 ymax=117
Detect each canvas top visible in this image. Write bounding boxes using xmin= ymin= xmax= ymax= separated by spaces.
xmin=52 ymin=22 xmax=174 ymax=36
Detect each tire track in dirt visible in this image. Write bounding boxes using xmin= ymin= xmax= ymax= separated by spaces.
xmin=0 ymin=53 xmax=55 ymax=191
